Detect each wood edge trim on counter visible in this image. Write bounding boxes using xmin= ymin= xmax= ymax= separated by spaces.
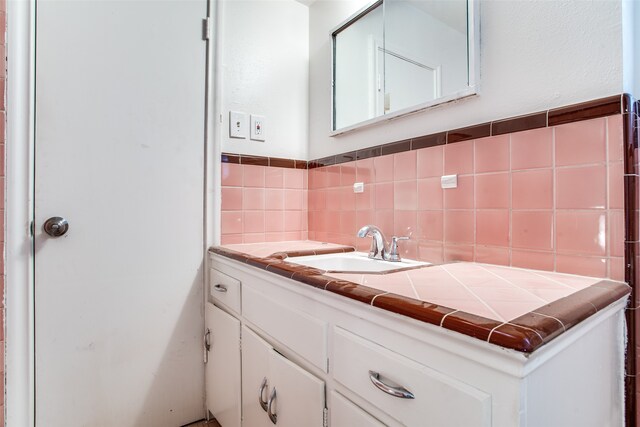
xmin=209 ymin=246 xmax=631 ymax=354
xmin=221 ymin=94 xmax=631 ymax=170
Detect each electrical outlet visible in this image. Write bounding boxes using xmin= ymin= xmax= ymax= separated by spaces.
xmin=250 ymin=115 xmax=266 ymax=141
xmin=441 ymin=174 xmax=458 ymax=189
xmin=229 ymin=111 xmax=247 ymax=139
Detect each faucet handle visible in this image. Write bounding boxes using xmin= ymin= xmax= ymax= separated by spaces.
xmin=388 ymin=236 xmax=409 ymax=262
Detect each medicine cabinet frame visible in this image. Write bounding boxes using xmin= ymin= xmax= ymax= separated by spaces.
xmin=330 ymin=0 xmax=479 ymax=136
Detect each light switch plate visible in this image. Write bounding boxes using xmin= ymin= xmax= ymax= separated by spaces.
xmin=441 ymin=174 xmax=458 ymax=189
xmin=229 ymin=111 xmax=247 ymax=139
xmin=250 ymin=115 xmax=266 ymax=141
xmin=353 ymin=182 xmax=364 ymax=193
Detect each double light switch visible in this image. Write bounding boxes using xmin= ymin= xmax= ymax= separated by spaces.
xmin=229 ymin=111 xmax=265 ymax=141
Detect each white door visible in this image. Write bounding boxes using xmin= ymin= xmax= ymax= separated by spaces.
xmin=34 ymin=1 xmax=208 ymax=426
xmin=206 ymin=304 xmax=241 ymax=427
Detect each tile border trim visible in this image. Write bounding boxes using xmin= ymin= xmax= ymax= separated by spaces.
xmin=209 ymin=246 xmax=631 ymax=354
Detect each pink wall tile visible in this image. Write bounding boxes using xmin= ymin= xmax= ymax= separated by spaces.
xmin=373 ymin=155 xmax=394 ymax=183
xmin=356 ymin=185 xmax=374 ymax=210
xmin=476 ymin=210 xmax=509 ymax=246
xmin=244 ymin=211 xmax=265 ymax=233
xmin=511 ymin=250 xmax=554 ymax=271
xmin=326 ymin=165 xmax=341 ymax=188
xmin=243 ymin=233 xmax=265 ymax=244
xmin=221 ymin=211 xmax=243 ymax=234
xmin=374 ymin=210 xmax=395 ymax=237
xmin=326 ymin=188 xmax=341 ymax=211
xmin=284 ymin=189 xmax=305 ymax=210
xmin=265 ymin=211 xmax=284 ymax=232
xmin=417 ymin=178 xmax=443 ymax=210
xmin=510 ymin=127 xmax=553 ymax=170
xmin=556 ymin=254 xmax=607 ymax=277
xmin=417 ymin=210 xmax=444 ymax=241
xmin=340 ymin=211 xmax=356 ymax=235
xmin=475 ymin=173 xmax=509 ymax=209
xmin=417 ymin=145 xmax=443 ymax=178
xmin=418 ymin=241 xmax=444 ymax=263
xmin=221 ymin=187 xmax=243 ymax=211
xmin=265 ymin=232 xmax=286 ymax=242
xmin=475 ymin=135 xmax=509 ymax=173
xmin=341 ymin=163 xmax=356 ymax=186
xmin=444 ymin=244 xmax=474 ymax=262
xmin=607 ymin=115 xmax=624 ymax=163
xmin=444 ymin=175 xmax=474 ymax=209
xmin=475 ymin=246 xmax=510 ymax=266
xmin=394 ymin=150 xmax=417 ymax=181
xmin=265 ymin=168 xmax=284 ymax=188
xmin=444 ymin=140 xmax=474 ymax=175
xmin=265 ymin=188 xmax=284 ymax=210
xmin=284 ymin=210 xmax=305 ymax=232
xmin=356 ymin=158 xmax=375 ymax=184
xmin=555 ymin=118 xmax=606 ymax=166
xmin=243 ymin=188 xmax=265 ymax=210
xmin=609 ymin=210 xmax=624 ymax=258
xmin=556 ymin=211 xmax=606 ymax=255
xmin=340 ymin=187 xmax=356 ymax=211
xmin=243 ymin=164 xmax=266 ymax=187
xmin=394 ymin=180 xmax=417 ymax=210
xmin=221 ymin=163 xmax=243 ymax=187
xmin=512 ymin=169 xmax=553 ymax=209
xmin=284 ymin=168 xmax=305 ymax=189
xmin=394 ymin=210 xmax=417 ymax=238
xmin=221 ymin=234 xmax=243 ymax=245
xmin=444 ymin=210 xmax=474 ymax=244
xmin=556 ymin=165 xmax=606 ymax=209
xmin=608 ymin=162 xmax=624 ymax=209
xmin=609 ymin=257 xmax=625 ymax=281
xmin=512 ymin=211 xmax=553 ymax=250
xmin=374 ymin=183 xmax=394 ymax=210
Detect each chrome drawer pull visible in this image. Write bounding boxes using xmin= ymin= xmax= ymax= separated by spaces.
xmin=213 ymin=284 xmax=228 ymax=293
xmin=369 ymin=370 xmax=415 ymax=399
xmin=259 ymin=377 xmax=269 ymax=411
xmin=267 ymin=387 xmax=278 ymax=424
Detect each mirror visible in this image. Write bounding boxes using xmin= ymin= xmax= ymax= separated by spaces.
xmin=332 ymin=0 xmax=474 ymax=133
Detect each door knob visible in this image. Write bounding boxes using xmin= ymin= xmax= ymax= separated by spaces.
xmin=43 ymin=216 xmax=69 ymax=237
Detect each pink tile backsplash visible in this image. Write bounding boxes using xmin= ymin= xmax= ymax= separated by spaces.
xmin=222 ymin=116 xmax=625 ymax=280
xmin=221 ymin=163 xmax=307 ymax=244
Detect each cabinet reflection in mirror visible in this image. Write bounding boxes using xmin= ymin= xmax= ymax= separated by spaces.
xmin=332 ymin=0 xmax=476 ymax=133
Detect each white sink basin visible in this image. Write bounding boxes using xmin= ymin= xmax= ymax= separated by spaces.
xmin=287 ymin=251 xmax=429 ymax=273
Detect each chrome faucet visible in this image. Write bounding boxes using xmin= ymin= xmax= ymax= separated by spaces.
xmin=357 ymin=225 xmax=409 ymax=262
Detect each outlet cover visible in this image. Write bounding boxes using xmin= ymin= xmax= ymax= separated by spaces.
xmin=229 ymin=111 xmax=247 ymax=139
xmin=441 ymin=174 xmax=458 ymax=189
xmin=250 ymin=115 xmax=266 ymax=141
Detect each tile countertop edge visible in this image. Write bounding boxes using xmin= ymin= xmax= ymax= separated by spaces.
xmin=208 ymin=246 xmax=631 ymax=354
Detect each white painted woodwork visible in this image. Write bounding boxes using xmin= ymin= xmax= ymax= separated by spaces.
xmin=211 ymin=252 xmax=627 ymax=427
xmin=269 ymin=346 xmax=326 ymax=427
xmin=241 ymin=327 xmax=273 ymax=427
xmin=206 ymin=304 xmax=241 ymax=427
xmin=210 ymin=268 xmax=242 ymax=315
xmin=333 ymin=327 xmax=491 ymax=427
xmin=243 ymin=284 xmax=328 ymax=372
xmin=34 ymin=1 xmax=207 ymax=425
xmin=330 ymin=392 xmax=386 ymax=427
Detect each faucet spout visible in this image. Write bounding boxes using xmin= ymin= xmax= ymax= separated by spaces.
xmin=357 ymin=225 xmax=389 ymax=260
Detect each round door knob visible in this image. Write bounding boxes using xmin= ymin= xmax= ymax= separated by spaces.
xmin=43 ymin=216 xmax=69 ymax=237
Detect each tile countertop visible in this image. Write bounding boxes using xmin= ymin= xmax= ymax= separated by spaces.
xmin=209 ymin=241 xmax=630 ymax=353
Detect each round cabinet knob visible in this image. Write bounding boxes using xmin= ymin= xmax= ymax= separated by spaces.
xmin=43 ymin=216 xmax=69 ymax=237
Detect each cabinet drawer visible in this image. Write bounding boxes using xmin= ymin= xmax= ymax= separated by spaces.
xmin=333 ymin=328 xmax=491 ymax=427
xmin=243 ymin=285 xmax=328 ymax=372
xmin=209 ymin=268 xmax=241 ymax=314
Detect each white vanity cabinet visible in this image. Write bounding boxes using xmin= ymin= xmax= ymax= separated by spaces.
xmin=207 ymin=253 xmax=627 ymax=427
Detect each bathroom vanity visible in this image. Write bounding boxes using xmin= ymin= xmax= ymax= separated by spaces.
xmin=206 ymin=241 xmax=629 ymax=427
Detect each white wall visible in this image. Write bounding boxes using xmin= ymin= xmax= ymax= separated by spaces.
xmin=309 ymin=0 xmax=625 ymax=159
xmin=220 ymin=0 xmax=309 ymax=160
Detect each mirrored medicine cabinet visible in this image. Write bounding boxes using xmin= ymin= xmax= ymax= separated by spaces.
xmin=331 ymin=0 xmax=478 ymax=134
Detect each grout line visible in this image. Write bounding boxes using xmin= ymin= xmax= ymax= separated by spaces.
xmin=370 ymin=292 xmax=390 ymax=306
xmin=405 ymin=272 xmax=421 ymax=300
xmin=440 ymin=264 xmax=505 ymax=322
xmin=439 ymin=309 xmax=460 ymax=327
xmin=486 ymin=322 xmax=507 ymax=343
xmin=475 ymin=264 xmax=549 ymax=303
xmin=531 ymin=311 xmax=566 ymax=332
xmin=526 ymin=269 xmax=586 ymax=290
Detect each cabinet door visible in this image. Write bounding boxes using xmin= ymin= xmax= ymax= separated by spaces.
xmin=206 ymin=304 xmax=241 ymax=427
xmin=242 ymin=326 xmax=273 ymax=427
xmin=270 ymin=348 xmax=325 ymax=427
xmin=330 ymin=392 xmax=386 ymax=427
